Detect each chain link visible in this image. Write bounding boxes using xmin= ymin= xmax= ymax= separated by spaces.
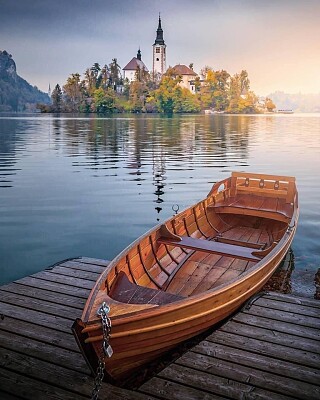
xmin=91 ymin=302 xmax=112 ymax=400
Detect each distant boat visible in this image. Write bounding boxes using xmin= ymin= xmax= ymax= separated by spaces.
xmin=204 ymin=109 xmax=224 ymax=114
xmin=73 ymin=171 xmax=298 ymax=383
xmin=277 ymin=109 xmax=294 ymax=114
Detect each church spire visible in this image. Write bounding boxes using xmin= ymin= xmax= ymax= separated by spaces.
xmin=152 ymin=14 xmax=166 ymax=80
xmin=137 ymin=48 xmax=141 ymax=61
xmin=154 ymin=14 xmax=165 ymax=45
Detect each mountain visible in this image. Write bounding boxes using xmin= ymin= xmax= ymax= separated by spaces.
xmin=267 ymin=91 xmax=320 ymax=113
xmin=0 ymin=50 xmax=50 ymax=112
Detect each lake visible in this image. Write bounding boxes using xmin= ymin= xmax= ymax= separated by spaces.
xmin=0 ymin=113 xmax=319 ymax=297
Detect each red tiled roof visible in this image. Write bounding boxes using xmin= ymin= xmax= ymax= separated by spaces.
xmin=123 ymin=57 xmax=148 ymax=72
xmin=172 ymin=64 xmax=197 ymax=76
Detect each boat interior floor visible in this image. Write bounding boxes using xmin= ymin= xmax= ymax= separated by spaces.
xmin=109 ymin=271 xmax=185 ymax=305
xmin=109 ymin=222 xmax=275 ymax=305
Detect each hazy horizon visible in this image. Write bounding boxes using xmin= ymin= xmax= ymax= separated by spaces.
xmin=1 ymin=0 xmax=319 ymax=96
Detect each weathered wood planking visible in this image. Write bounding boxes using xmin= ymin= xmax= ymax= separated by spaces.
xmin=138 ymin=292 xmax=320 ymax=400
xmin=1 ymin=256 xmax=319 ymax=399
xmin=0 ymin=257 xmax=156 ymax=400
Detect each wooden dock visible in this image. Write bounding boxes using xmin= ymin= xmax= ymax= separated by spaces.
xmin=0 ymin=257 xmax=319 ymax=399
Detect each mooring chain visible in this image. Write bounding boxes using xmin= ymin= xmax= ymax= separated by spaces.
xmin=91 ymin=302 xmax=113 ymax=400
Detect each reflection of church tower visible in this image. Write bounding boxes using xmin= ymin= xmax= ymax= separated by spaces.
xmin=152 ymin=14 xmax=166 ymax=81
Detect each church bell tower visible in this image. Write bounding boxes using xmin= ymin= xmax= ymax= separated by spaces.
xmin=152 ymin=14 xmax=166 ymax=80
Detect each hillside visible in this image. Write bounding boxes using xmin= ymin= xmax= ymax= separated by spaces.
xmin=0 ymin=50 xmax=50 ymax=112
xmin=268 ymin=91 xmax=320 ymax=113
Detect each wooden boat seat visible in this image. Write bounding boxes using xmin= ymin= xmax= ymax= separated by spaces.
xmin=208 ymin=194 xmax=292 ymax=223
xmin=109 ymin=271 xmax=184 ymax=305
xmin=158 ymin=225 xmax=262 ymax=262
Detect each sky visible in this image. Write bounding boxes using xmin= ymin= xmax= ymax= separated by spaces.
xmin=0 ymin=0 xmax=320 ymax=96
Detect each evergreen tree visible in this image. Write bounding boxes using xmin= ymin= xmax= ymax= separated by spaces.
xmin=51 ymin=84 xmax=63 ymax=112
xmin=109 ymin=58 xmax=122 ymax=89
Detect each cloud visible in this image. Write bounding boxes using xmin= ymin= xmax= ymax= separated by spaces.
xmin=1 ymin=0 xmax=319 ymax=94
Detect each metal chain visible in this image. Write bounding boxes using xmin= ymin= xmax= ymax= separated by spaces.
xmin=91 ymin=302 xmax=112 ymax=400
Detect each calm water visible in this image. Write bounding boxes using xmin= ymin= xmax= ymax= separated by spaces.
xmin=0 ymin=113 xmax=319 ymax=297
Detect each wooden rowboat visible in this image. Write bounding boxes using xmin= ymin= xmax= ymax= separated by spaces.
xmin=73 ymin=172 xmax=298 ymax=383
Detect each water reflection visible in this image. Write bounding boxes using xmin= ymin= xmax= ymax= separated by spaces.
xmin=0 ymin=113 xmax=320 ymax=297
xmin=45 ymin=115 xmax=254 ymax=221
xmin=0 ymin=119 xmax=22 ymax=188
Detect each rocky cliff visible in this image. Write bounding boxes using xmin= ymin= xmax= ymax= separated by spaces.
xmin=0 ymin=50 xmax=50 ymax=111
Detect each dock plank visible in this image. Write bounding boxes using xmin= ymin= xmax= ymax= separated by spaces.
xmin=1 ymin=256 xmax=320 ymax=400
xmin=221 ymin=320 xmax=320 ymax=354
xmin=245 ymin=304 xmax=320 ymax=329
xmin=0 ymin=316 xmax=77 ymax=351
xmin=30 ymin=270 xmax=95 ymax=289
xmin=15 ymin=275 xmax=91 ymax=298
xmin=192 ymin=341 xmax=320 ymax=386
xmin=254 ymin=296 xmax=320 ymax=318
xmin=0 ymin=368 xmax=87 ymax=400
xmin=46 ymin=265 xmax=101 ymax=281
xmin=206 ymin=330 xmax=320 ymax=368
xmin=175 ymin=351 xmax=319 ymax=399
xmin=58 ymin=259 xmax=106 ymax=274
xmin=0 ymin=282 xmax=85 ymax=309
xmin=233 ymin=312 xmax=320 ymax=341
xmin=159 ymin=362 xmax=298 ymax=400
xmin=0 ymin=289 xmax=79 ymax=320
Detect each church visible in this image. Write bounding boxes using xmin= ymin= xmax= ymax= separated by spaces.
xmin=122 ymin=16 xmax=198 ymax=93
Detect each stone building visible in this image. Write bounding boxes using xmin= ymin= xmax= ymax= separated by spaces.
xmin=171 ymin=64 xmax=198 ymax=94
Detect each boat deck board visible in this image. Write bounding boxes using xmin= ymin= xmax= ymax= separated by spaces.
xmin=1 ymin=257 xmax=319 ymax=399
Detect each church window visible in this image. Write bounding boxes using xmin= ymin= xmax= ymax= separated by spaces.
xmin=156 ymin=48 xmax=160 ymax=53
xmin=156 ymin=58 xmax=159 ymax=61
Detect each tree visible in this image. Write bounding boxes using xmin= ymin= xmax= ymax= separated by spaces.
xmin=93 ymin=87 xmax=116 ymax=113
xmin=51 ymin=84 xmax=63 ymax=112
xmin=154 ymin=68 xmax=182 ymax=113
xmin=265 ymin=97 xmax=276 ymax=112
xmin=153 ymin=68 xmax=200 ymax=113
xmin=109 ymin=58 xmax=122 ymax=89
xmin=99 ymin=64 xmax=110 ymax=89
xmin=63 ymin=73 xmax=83 ymax=112
xmin=199 ymin=68 xmax=230 ymax=110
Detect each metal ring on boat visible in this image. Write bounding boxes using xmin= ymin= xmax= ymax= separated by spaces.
xmin=172 ymin=204 xmax=179 ymax=214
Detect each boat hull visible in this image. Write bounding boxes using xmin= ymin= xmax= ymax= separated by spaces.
xmin=73 ymin=172 xmax=298 ymax=384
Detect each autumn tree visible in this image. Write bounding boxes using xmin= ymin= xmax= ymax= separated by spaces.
xmin=227 ymin=70 xmax=257 ymax=113
xmin=154 ymin=68 xmax=200 ymax=113
xmin=199 ymin=68 xmax=230 ymax=110
xmin=154 ymin=68 xmax=182 ymax=113
xmin=63 ymin=73 xmax=84 ymax=112
xmin=265 ymin=97 xmax=276 ymax=112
